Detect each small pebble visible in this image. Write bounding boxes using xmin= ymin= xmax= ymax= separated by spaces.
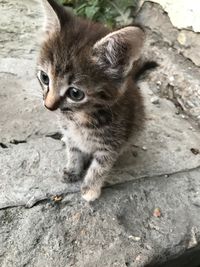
xmin=151 ymin=96 xmax=160 ymax=105
xmin=153 ymin=208 xmax=161 ymax=218
xmin=128 ymin=235 xmax=141 ymax=241
xmin=135 ymin=255 xmax=141 ymax=261
xmin=191 ymin=148 xmax=200 ymax=155
xmin=142 ymin=146 xmax=147 ymax=151
xmin=156 ymin=81 xmax=161 ymax=86
xmin=132 ymin=151 xmax=138 ymax=157
xmin=52 ymin=195 xmax=63 ymax=202
xmin=146 ymin=244 xmax=152 ymax=250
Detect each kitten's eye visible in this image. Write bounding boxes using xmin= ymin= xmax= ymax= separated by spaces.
xmin=40 ymin=71 xmax=49 ymax=86
xmin=67 ymin=87 xmax=85 ymax=102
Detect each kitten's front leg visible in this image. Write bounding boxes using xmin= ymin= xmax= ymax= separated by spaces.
xmin=81 ymin=151 xmax=117 ymax=202
xmin=63 ymin=143 xmax=84 ymax=183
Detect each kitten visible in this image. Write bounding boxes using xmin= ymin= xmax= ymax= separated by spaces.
xmin=36 ymin=0 xmax=145 ymax=202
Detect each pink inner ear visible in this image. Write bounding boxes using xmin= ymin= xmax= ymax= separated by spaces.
xmin=42 ymin=0 xmax=60 ymax=34
xmin=42 ymin=0 xmax=71 ymax=34
xmin=42 ymin=0 xmax=73 ymax=35
xmin=93 ymin=26 xmax=145 ymax=76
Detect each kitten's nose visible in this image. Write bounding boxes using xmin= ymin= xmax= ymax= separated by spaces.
xmin=44 ymin=102 xmax=59 ymax=111
xmin=44 ymin=92 xmax=60 ymax=111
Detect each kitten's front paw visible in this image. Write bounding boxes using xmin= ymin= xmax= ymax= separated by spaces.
xmin=81 ymin=185 xmax=101 ymax=202
xmin=62 ymin=168 xmax=81 ymax=183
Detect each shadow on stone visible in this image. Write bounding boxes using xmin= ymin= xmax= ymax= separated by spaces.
xmin=146 ymin=245 xmax=200 ymax=267
xmin=45 ymin=132 xmax=63 ymax=140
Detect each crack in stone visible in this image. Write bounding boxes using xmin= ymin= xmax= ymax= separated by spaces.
xmin=0 ymin=142 xmax=8 ymax=148
xmin=0 ymin=133 xmax=63 ymax=149
xmin=45 ymin=132 xmax=63 ymax=140
xmin=1 ymin=166 xmax=199 ymax=211
xmin=0 ymin=71 xmax=17 ymax=76
xmin=10 ymin=139 xmax=27 ymax=145
xmin=127 ymin=165 xmax=200 ymax=181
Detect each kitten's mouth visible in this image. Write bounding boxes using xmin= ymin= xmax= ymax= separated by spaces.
xmin=60 ymin=107 xmax=72 ymax=113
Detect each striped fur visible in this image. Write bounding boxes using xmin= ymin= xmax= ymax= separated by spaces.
xmin=37 ymin=0 xmax=145 ymax=201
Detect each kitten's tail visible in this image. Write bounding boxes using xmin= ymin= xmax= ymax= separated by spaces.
xmin=133 ymin=60 xmax=159 ymax=81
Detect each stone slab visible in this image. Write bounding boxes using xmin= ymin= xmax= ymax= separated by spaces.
xmin=1 ymin=0 xmax=200 ymax=266
xmin=0 ymin=168 xmax=200 ymax=267
xmin=1 ymin=59 xmax=200 ymax=209
xmin=136 ymin=1 xmax=200 ymax=121
xmin=140 ymin=0 xmax=200 ymax=32
xmin=0 ymin=0 xmax=42 ymax=59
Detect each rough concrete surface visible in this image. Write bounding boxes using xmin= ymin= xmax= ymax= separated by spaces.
xmin=136 ymin=2 xmax=200 ymax=121
xmin=0 ymin=0 xmax=200 ymax=267
xmin=141 ymin=0 xmax=200 ymax=32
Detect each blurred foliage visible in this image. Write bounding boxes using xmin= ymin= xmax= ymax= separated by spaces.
xmin=57 ymin=0 xmax=139 ymax=27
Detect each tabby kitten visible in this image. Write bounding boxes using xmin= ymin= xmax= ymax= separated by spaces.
xmin=37 ymin=0 xmax=145 ymax=202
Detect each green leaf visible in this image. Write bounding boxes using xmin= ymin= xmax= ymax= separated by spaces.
xmin=115 ymin=8 xmax=133 ymax=26
xmin=56 ymin=0 xmax=139 ymax=26
xmin=85 ymin=5 xmax=100 ymax=19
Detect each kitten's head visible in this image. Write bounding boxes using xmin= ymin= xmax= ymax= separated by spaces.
xmin=37 ymin=0 xmax=145 ymax=112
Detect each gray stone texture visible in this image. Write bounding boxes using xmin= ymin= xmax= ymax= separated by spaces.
xmin=141 ymin=0 xmax=200 ymax=32
xmin=0 ymin=0 xmax=200 ymax=266
xmin=136 ymin=2 xmax=200 ymax=123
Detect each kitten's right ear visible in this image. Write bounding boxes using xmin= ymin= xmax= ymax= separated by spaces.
xmin=92 ymin=26 xmax=145 ymax=79
xmin=41 ymin=0 xmax=72 ymax=35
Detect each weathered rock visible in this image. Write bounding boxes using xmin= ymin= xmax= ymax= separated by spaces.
xmin=136 ymin=1 xmax=200 ymax=122
xmin=0 ymin=0 xmax=200 ymax=266
xmin=150 ymin=96 xmax=159 ymax=105
xmin=141 ymin=0 xmax=200 ymax=32
xmin=1 ymin=65 xmax=200 ymax=209
xmin=0 ymin=59 xmax=58 ymax=142
xmin=0 ymin=0 xmax=42 ymax=59
xmin=177 ymin=30 xmax=200 ymax=67
xmin=0 ymin=169 xmax=200 ymax=267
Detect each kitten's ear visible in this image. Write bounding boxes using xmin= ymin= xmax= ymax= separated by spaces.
xmin=41 ymin=0 xmax=72 ymax=34
xmin=92 ymin=26 xmax=145 ymax=78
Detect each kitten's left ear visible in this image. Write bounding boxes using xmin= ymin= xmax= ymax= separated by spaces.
xmin=41 ymin=0 xmax=72 ymax=35
xmin=92 ymin=26 xmax=145 ymax=78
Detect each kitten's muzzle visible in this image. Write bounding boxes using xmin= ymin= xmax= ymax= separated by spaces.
xmin=44 ymin=92 xmax=60 ymax=111
xmin=44 ymin=94 xmax=71 ymax=112
xmin=60 ymin=107 xmax=72 ymax=112
xmin=44 ymin=91 xmax=72 ymax=112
